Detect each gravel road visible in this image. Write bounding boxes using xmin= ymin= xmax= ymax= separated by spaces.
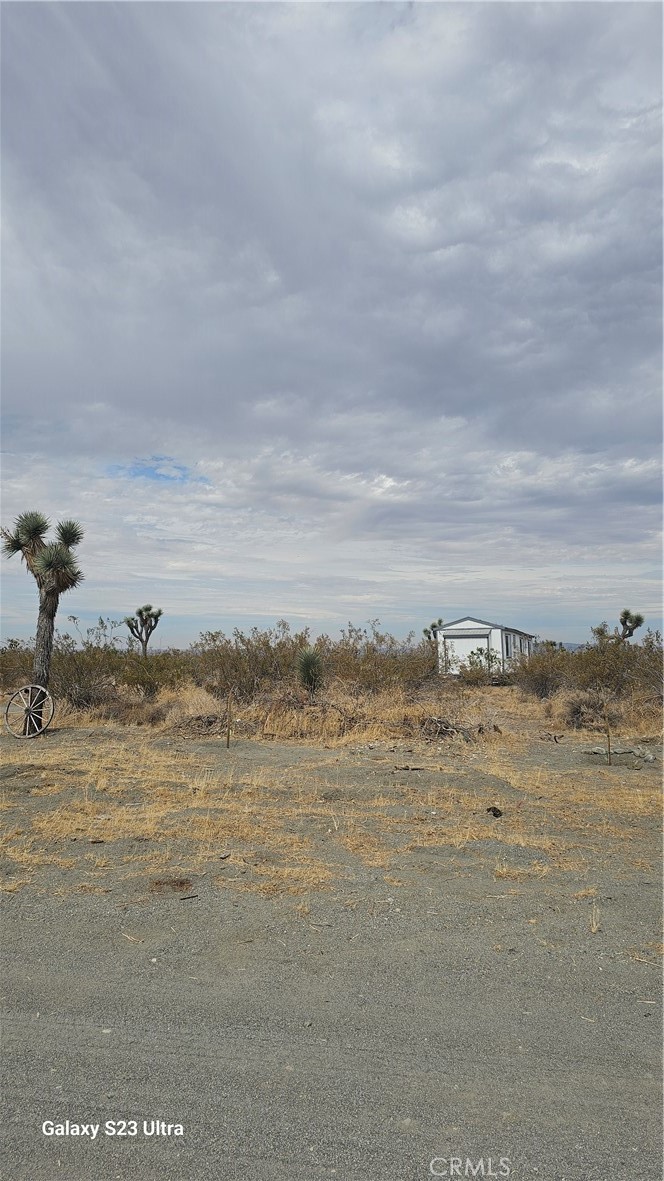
xmin=3 ymin=854 xmax=662 ymax=1180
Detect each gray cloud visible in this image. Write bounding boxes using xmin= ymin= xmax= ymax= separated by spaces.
xmin=1 ymin=2 xmax=661 ymax=644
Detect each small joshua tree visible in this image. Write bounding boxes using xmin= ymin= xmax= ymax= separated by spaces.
xmin=423 ymin=619 xmax=444 ymax=673
xmin=592 ymin=609 xmax=646 ymax=648
xmin=124 ymin=604 xmax=163 ymax=658
xmin=618 ymin=608 xmax=644 ymax=641
xmin=1 ymin=510 xmax=84 ymax=691
xmin=422 ymin=618 xmax=444 ymax=644
xmin=296 ymin=646 xmax=323 ymax=701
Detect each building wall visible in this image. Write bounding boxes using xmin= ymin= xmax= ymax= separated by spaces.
xmin=437 ymin=621 xmax=532 ymax=674
xmin=504 ymin=631 xmax=533 ymax=660
xmin=439 ymin=629 xmax=499 ymax=674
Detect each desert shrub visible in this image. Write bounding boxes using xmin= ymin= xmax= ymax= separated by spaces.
xmin=95 ymin=695 xmax=169 ymax=726
xmin=117 ymin=657 xmax=160 ymax=700
xmin=622 ymin=629 xmax=663 ymax=702
xmin=567 ymin=627 xmax=661 ymax=702
xmin=49 ymin=631 xmax=122 ymax=709
xmin=191 ymin=620 xmax=313 ymax=698
xmin=571 ymin=625 xmax=640 ymax=696
xmin=189 ymin=620 xmax=434 ymax=698
xmin=512 ymin=641 xmax=571 ymax=698
xmin=156 ymin=682 xmax=230 ymax=725
xmin=1 ymin=619 xmax=126 ymax=707
xmin=553 ymin=689 xmax=622 ymax=731
xmin=516 ymin=626 xmax=662 ymax=704
xmin=1 ymin=625 xmax=191 ymax=714
xmin=317 ymin=621 xmax=433 ymax=691
xmin=543 ymin=689 xmax=619 ymax=732
xmin=240 ymin=680 xmax=437 ymax=742
xmin=0 ymin=638 xmax=34 ymax=690
xmin=457 ymin=662 xmax=490 ymax=687
xmin=1 ymin=629 xmax=121 ymax=708
xmin=457 ymin=647 xmax=505 ymax=687
xmin=117 ymin=651 xmax=190 ymax=699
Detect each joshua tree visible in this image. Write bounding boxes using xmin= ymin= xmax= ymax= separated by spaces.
xmin=1 ymin=510 xmax=84 ymax=690
xmin=124 ymin=604 xmax=163 ymax=658
xmin=618 ymin=608 xmax=644 ymax=641
xmin=422 ymin=618 xmax=444 ymax=644
xmin=423 ymin=618 xmax=444 ymax=672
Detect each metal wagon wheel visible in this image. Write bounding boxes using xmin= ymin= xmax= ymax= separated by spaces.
xmin=4 ymin=685 xmax=55 ymax=738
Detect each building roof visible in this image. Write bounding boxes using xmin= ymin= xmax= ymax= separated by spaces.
xmin=435 ymin=616 xmax=536 ymax=638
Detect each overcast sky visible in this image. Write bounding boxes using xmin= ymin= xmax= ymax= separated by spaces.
xmin=1 ymin=1 xmax=662 ymax=648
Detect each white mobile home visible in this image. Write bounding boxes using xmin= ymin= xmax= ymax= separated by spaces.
xmin=434 ymin=616 xmax=535 ymax=675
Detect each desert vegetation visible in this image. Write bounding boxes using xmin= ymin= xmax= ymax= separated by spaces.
xmin=511 ymin=620 xmax=662 ymax=732
xmin=1 ymin=612 xmax=660 ymax=903
xmin=0 ymin=612 xmax=660 ymax=742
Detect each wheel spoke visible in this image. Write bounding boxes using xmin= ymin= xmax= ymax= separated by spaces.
xmin=5 ymin=685 xmax=54 ymax=737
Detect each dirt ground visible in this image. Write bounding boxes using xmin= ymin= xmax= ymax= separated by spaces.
xmin=1 ymin=701 xmax=662 ymax=1179
xmin=1 ymin=692 xmax=661 ymax=900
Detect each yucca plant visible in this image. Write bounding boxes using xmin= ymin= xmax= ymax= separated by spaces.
xmin=1 ymin=511 xmax=84 ymax=691
xmin=296 ymin=646 xmax=323 ymax=700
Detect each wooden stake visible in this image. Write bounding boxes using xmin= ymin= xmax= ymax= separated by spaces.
xmin=226 ymin=689 xmax=232 ymax=749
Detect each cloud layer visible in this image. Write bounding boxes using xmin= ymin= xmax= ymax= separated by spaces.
xmin=2 ymin=3 xmax=661 ymax=644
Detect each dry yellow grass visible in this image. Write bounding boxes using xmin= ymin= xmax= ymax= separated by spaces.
xmin=0 ymin=874 xmax=33 ymax=893
xmin=493 ymin=860 xmax=550 ymax=881
xmin=1 ymin=684 xmax=660 ymax=896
